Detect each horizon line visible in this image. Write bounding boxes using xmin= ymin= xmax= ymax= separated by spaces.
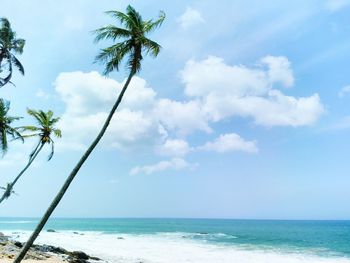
xmin=1 ymin=216 xmax=350 ymax=221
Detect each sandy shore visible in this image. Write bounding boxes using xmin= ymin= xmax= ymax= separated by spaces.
xmin=1 ymin=231 xmax=100 ymax=263
xmin=1 ymin=256 xmax=64 ymax=263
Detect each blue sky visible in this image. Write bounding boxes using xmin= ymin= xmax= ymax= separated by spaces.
xmin=1 ymin=0 xmax=350 ymax=219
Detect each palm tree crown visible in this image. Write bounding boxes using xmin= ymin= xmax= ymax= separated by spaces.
xmin=94 ymin=5 xmax=165 ymax=75
xmin=0 ymin=17 xmax=25 ymax=87
xmin=0 ymin=98 xmax=23 ymax=155
xmin=0 ymin=109 xmax=61 ymax=204
xmin=21 ymin=109 xmax=62 ymax=161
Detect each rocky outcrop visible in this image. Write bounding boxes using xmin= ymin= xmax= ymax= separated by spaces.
xmin=0 ymin=232 xmax=102 ymax=262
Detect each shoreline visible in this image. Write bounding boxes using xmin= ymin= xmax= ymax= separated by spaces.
xmin=0 ymin=232 xmax=103 ymax=263
xmin=2 ymin=225 xmax=350 ymax=263
xmin=1 ymin=258 xmax=64 ymax=263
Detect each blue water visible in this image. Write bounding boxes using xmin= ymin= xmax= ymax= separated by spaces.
xmin=1 ymin=218 xmax=350 ymax=259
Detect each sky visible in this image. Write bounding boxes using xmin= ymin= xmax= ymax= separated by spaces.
xmin=1 ymin=0 xmax=350 ymax=219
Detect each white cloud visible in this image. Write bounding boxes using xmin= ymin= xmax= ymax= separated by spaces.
xmin=55 ymin=71 xmax=156 ymax=115
xmin=181 ymin=56 xmax=324 ymax=126
xmin=338 ymin=85 xmax=350 ymax=98
xmin=55 ymin=71 xmax=162 ymax=151
xmin=155 ymin=99 xmax=211 ymax=135
xmin=181 ymin=56 xmax=269 ymax=98
xmin=129 ymin=158 xmax=195 ymax=175
xmin=198 ymin=133 xmax=258 ymax=153
xmin=325 ymin=0 xmax=350 ymax=11
xmin=157 ymin=139 xmax=191 ymax=157
xmin=260 ymin=56 xmax=294 ymax=87
xmin=54 ymin=53 xmax=324 ymax=167
xmin=178 ymin=7 xmax=205 ymax=29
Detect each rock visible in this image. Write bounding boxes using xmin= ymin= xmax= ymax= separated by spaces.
xmin=70 ymin=259 xmax=88 ymax=263
xmin=69 ymin=251 xmax=89 ymax=260
xmin=51 ymin=246 xmax=68 ymax=254
xmin=117 ymin=237 xmax=124 ymax=240
xmin=90 ymin=255 xmax=101 ymax=261
xmin=0 ymin=232 xmax=8 ymax=242
xmin=0 ymin=238 xmax=102 ymax=263
xmin=36 ymin=244 xmax=68 ymax=255
xmin=47 ymin=229 xmax=56 ymax=232
xmin=14 ymin=241 xmax=22 ymax=248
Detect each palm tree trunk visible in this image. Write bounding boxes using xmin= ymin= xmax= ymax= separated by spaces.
xmin=13 ymin=71 xmax=134 ymax=263
xmin=0 ymin=50 xmax=4 ymax=69
xmin=0 ymin=142 xmax=44 ymax=204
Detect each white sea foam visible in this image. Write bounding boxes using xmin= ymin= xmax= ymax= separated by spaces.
xmin=4 ymin=230 xmax=350 ymax=263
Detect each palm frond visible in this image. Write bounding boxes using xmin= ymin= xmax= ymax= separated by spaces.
xmin=105 ymin=10 xmax=136 ymax=30
xmin=143 ymin=11 xmax=166 ymax=33
xmin=142 ymin=37 xmax=162 ymax=57
xmin=10 ymin=54 xmax=24 ymax=75
xmin=95 ymin=41 xmax=132 ymax=75
xmin=94 ymin=6 xmax=165 ymax=75
xmin=19 ymin=125 xmax=40 ymax=132
xmin=53 ymin=129 xmax=62 ymax=138
xmin=47 ymin=138 xmax=55 ymax=161
xmin=12 ymin=38 xmax=25 ymax=54
xmin=93 ymin=26 xmax=131 ymax=43
xmin=125 ymin=5 xmax=143 ymax=28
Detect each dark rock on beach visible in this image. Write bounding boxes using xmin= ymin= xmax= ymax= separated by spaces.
xmin=69 ymin=251 xmax=89 ymax=260
xmin=0 ymin=232 xmax=102 ymax=262
xmin=14 ymin=241 xmax=22 ymax=248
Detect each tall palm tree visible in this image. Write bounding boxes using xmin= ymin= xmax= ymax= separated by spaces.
xmin=14 ymin=5 xmax=165 ymax=262
xmin=0 ymin=109 xmax=61 ymax=204
xmin=0 ymin=18 xmax=25 ymax=88
xmin=0 ymin=98 xmax=23 ymax=156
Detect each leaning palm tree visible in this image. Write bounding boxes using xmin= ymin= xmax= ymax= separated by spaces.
xmin=0 ymin=109 xmax=61 ymax=204
xmin=14 ymin=5 xmax=165 ymax=262
xmin=0 ymin=18 xmax=25 ymax=87
xmin=0 ymin=98 xmax=23 ymax=156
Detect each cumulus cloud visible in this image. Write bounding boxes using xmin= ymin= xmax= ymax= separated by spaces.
xmin=325 ymin=0 xmax=350 ymax=11
xmin=338 ymin=85 xmax=350 ymax=98
xmin=178 ymin=7 xmax=205 ymax=29
xmin=198 ymin=133 xmax=258 ymax=153
xmin=155 ymin=99 xmax=211 ymax=135
xmin=157 ymin=139 xmax=191 ymax=157
xmin=181 ymin=56 xmax=324 ymax=126
xmin=129 ymin=158 xmax=195 ymax=175
xmin=55 ymin=71 xmax=161 ymax=151
xmin=54 ymin=54 xmax=324 ymax=173
xmin=260 ymin=56 xmax=294 ymax=87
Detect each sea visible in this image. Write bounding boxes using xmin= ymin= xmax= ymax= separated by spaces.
xmin=1 ymin=218 xmax=350 ymax=263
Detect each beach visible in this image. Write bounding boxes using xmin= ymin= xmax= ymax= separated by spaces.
xmin=0 ymin=229 xmax=101 ymax=263
xmin=2 ymin=218 xmax=350 ymax=263
xmin=1 ymin=258 xmax=64 ymax=263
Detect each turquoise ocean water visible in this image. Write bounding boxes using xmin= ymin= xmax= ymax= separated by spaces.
xmin=1 ymin=218 xmax=350 ymax=262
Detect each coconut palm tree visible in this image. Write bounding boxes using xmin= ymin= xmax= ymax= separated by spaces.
xmin=0 ymin=17 xmax=25 ymax=88
xmin=0 ymin=109 xmax=61 ymax=204
xmin=14 ymin=6 xmax=165 ymax=262
xmin=0 ymin=98 xmax=23 ymax=156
